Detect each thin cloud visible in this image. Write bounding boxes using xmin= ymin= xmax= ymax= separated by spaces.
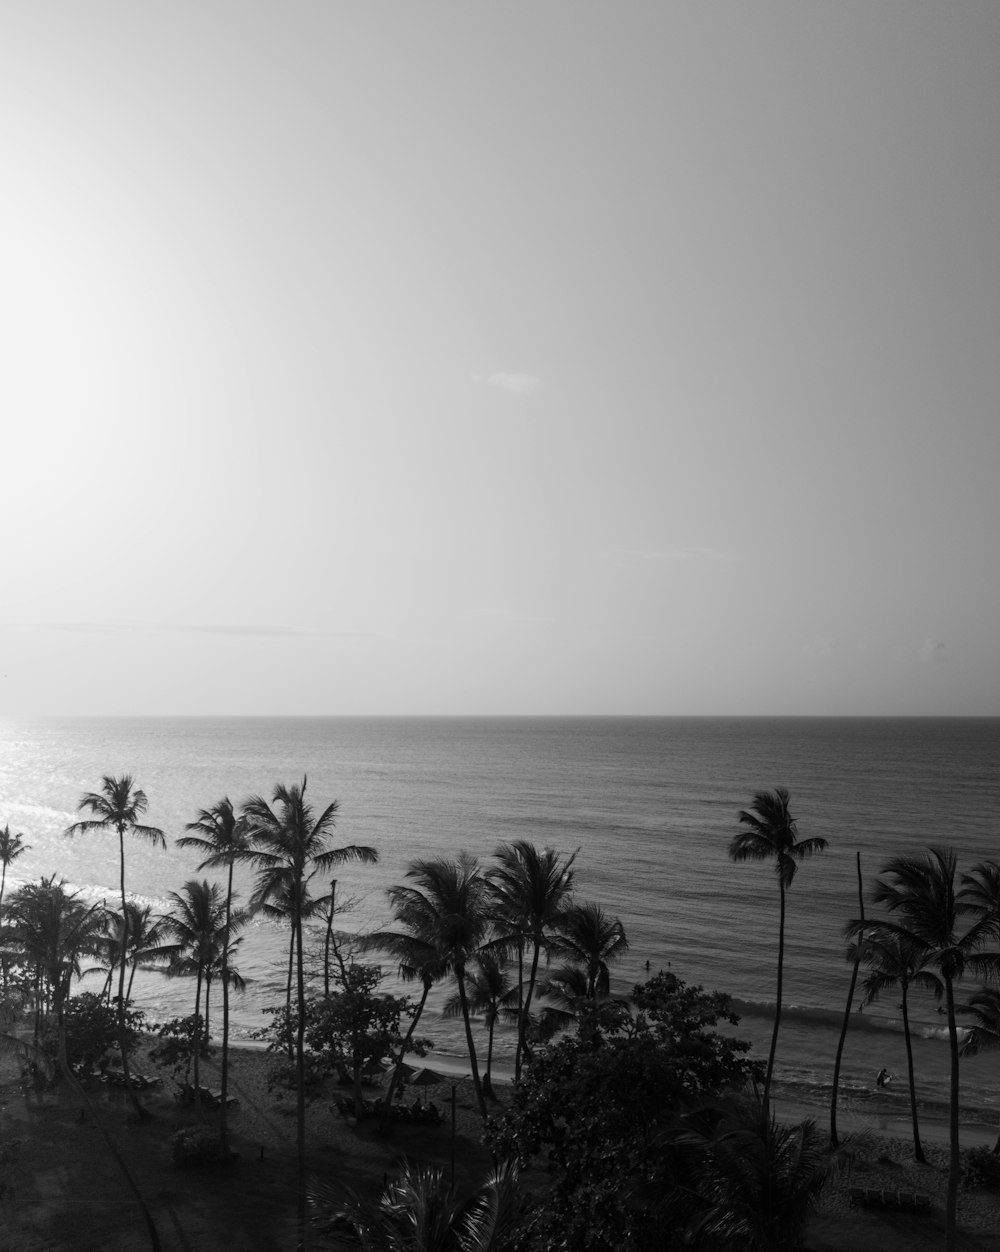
xmin=470 ymin=372 xmax=541 ymax=395
xmin=619 ymin=546 xmax=737 ymax=564
xmin=4 ymin=621 xmax=371 ymax=639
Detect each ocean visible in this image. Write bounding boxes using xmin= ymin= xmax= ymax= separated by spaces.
xmin=2 ymin=715 xmax=999 ymax=1137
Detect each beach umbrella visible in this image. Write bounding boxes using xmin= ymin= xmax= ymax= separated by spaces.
xmin=397 ymin=1062 xmax=462 ymax=1088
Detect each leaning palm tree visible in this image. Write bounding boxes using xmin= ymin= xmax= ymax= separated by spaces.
xmin=964 ymin=860 xmax=1000 ymax=940
xmin=871 ymin=846 xmax=1000 ymax=1252
xmin=240 ymin=778 xmax=377 ymax=1241
xmin=487 ymin=841 xmax=576 ymax=1077
xmin=64 ymin=775 xmax=164 ymax=1108
xmin=728 ymin=788 xmax=828 ymax=1108
xmin=1 ymin=824 xmax=31 ymax=990
xmin=390 ymin=854 xmax=493 ymax=1119
xmin=549 ymin=900 xmax=628 ymax=999
xmin=177 ymin=797 xmax=253 ymax=1154
xmin=308 ymin=1159 xmax=524 ymax=1252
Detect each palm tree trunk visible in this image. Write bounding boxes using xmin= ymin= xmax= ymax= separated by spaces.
xmin=380 ymin=978 xmax=432 ymax=1135
xmin=764 ymin=880 xmax=786 ymax=1109
xmin=456 ymin=963 xmax=487 ymax=1120
xmin=514 ymin=941 xmax=525 ymax=1080
xmin=193 ymin=964 xmax=204 ymax=1111
xmin=519 ymin=936 xmax=542 ymax=1067
xmin=294 ymin=901 xmax=308 ymax=1249
xmin=944 ymin=974 xmax=960 ymax=1252
xmin=831 ymin=852 xmax=864 ymax=1147
xmin=485 ymin=1014 xmax=496 ymax=1099
xmin=900 ymin=983 xmax=925 ymax=1163
xmin=323 ymin=879 xmax=336 ymax=998
xmin=220 ymin=859 xmax=233 ymax=1156
xmin=286 ymin=927 xmax=296 ymax=1059
xmin=116 ymin=825 xmax=143 ymax=1116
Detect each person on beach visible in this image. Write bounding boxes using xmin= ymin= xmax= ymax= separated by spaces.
xmin=875 ymin=1067 xmax=893 ymax=1088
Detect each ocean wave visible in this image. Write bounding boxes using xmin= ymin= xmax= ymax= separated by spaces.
xmin=731 ymin=998 xmax=969 ymax=1043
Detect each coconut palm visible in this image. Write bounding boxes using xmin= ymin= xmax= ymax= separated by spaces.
xmin=64 ymin=775 xmax=164 ymax=1106
xmin=177 ymin=797 xmax=254 ymax=1152
xmin=443 ymin=953 xmax=519 ymax=1099
xmin=486 ymin=841 xmax=576 ymax=1077
xmin=390 ymin=855 xmax=493 ymax=1119
xmin=728 ymin=788 xmax=828 ymax=1107
xmin=240 ymin=778 xmax=377 ymax=1239
xmin=309 ymin=1159 xmax=524 ymax=1252
xmin=90 ymin=902 xmax=173 ymax=1004
xmin=549 ymin=900 xmax=628 ymax=999
xmin=0 ymin=824 xmax=30 ymax=917
xmin=871 ymin=846 xmax=1000 ymax=1251
xmin=964 ymin=860 xmax=1000 ymax=940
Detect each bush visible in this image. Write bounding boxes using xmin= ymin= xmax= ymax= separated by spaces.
xmin=962 ymin=1144 xmax=1000 ymax=1191
xmin=149 ymin=1015 xmax=213 ymax=1078
xmin=170 ymin=1126 xmax=229 ymax=1169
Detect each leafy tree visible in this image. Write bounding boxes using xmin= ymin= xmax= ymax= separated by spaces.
xmin=870 ymin=846 xmax=1000 ymax=1251
xmin=241 ymin=777 xmax=377 ymax=1240
xmin=487 ymin=841 xmax=576 ymax=1077
xmin=58 ymin=991 xmax=146 ymax=1078
xmin=308 ymin=1159 xmax=525 ymax=1252
xmin=487 ymin=971 xmax=759 ymax=1251
xmin=550 ymin=899 xmax=628 ymax=998
xmin=0 ymin=823 xmax=30 ymax=917
xmin=728 ymin=788 xmax=827 ymax=1107
xmin=64 ymin=775 xmax=165 ymax=1110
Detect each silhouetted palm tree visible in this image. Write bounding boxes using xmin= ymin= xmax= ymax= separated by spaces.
xmin=871 ymin=846 xmax=1000 ymax=1251
xmin=550 ymin=900 xmax=628 ymax=999
xmin=444 ymin=953 xmax=519 ymax=1099
xmin=240 ymin=778 xmax=377 ymax=1240
xmin=487 ymin=841 xmax=576 ymax=1077
xmin=1 ymin=824 xmax=31 ymax=990
xmin=964 ymin=860 xmax=1000 ymax=939
xmin=390 ymin=854 xmax=492 ymax=1118
xmin=728 ymin=788 xmax=827 ymax=1107
xmin=64 ymin=775 xmax=164 ymax=1107
xmin=177 ymin=798 xmax=253 ymax=1152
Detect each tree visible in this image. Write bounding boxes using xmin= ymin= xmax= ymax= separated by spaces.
xmin=64 ymin=775 xmax=165 ymax=1110
xmin=871 ymin=846 xmax=1000 ymax=1251
xmin=728 ymin=788 xmax=828 ymax=1107
xmin=240 ymin=778 xmax=377 ymax=1242
xmin=177 ymin=798 xmax=253 ymax=1154
xmin=487 ymin=971 xmax=760 ymax=1251
xmin=964 ymin=860 xmax=1000 ymax=939
xmin=831 ymin=851 xmax=864 ymax=1151
xmin=487 ymin=840 xmax=576 ymax=1077
xmin=0 ymin=824 xmax=30 ymax=991
xmin=549 ymin=900 xmax=628 ymax=999
xmin=443 ymin=953 xmax=519 ymax=1099
xmin=388 ymin=854 xmax=493 ymax=1119
xmin=308 ymin=1159 xmax=525 ymax=1252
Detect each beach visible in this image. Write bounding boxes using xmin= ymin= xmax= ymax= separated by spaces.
xmin=3 ymin=1039 xmax=1000 ymax=1251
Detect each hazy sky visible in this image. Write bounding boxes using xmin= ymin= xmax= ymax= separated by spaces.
xmin=2 ymin=3 xmax=998 ymax=716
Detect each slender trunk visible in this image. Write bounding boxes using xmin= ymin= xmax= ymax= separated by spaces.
xmin=116 ymin=826 xmax=143 ymax=1116
xmin=220 ymin=859 xmax=233 ymax=1155
xmin=286 ymin=926 xmax=295 ymax=1059
xmin=764 ymin=881 xmax=786 ymax=1109
xmin=457 ymin=962 xmax=487 ymax=1120
xmin=485 ymin=1012 xmax=496 ymax=1099
xmin=901 ymin=983 xmax=925 ymax=1163
xmin=102 ymin=963 xmax=114 ymax=1005
xmin=193 ymin=963 xmax=204 ymax=1111
xmin=519 ymin=935 xmax=542 ymax=1068
xmin=514 ymin=941 xmax=525 ymax=1080
xmin=323 ymin=879 xmax=336 ymax=998
xmin=379 ymin=978 xmax=431 ymax=1135
xmin=294 ymin=899 xmax=308 ymax=1249
xmin=126 ymin=957 xmax=138 ymax=1002
xmin=944 ymin=974 xmax=960 ymax=1252
xmin=831 ymin=853 xmax=864 ymax=1147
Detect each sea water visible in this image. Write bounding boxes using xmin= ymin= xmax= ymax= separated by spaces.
xmin=1 ymin=715 xmax=998 ymax=1132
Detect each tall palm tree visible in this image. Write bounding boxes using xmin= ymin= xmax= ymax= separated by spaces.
xmin=850 ymin=923 xmax=933 ymax=1162
xmin=177 ymin=798 xmax=253 ymax=1153
xmin=443 ymin=953 xmax=519 ymax=1100
xmin=0 ymin=824 xmax=31 ymax=990
xmin=728 ymin=788 xmax=828 ymax=1108
xmin=871 ymin=846 xmax=1000 ymax=1251
xmin=964 ymin=860 xmax=1000 ymax=939
xmin=64 ymin=775 xmax=164 ymax=1107
xmin=549 ymin=900 xmax=628 ymax=999
xmin=240 ymin=778 xmax=377 ymax=1241
xmin=487 ymin=841 xmax=576 ymax=1077
xmin=390 ymin=854 xmax=493 ymax=1119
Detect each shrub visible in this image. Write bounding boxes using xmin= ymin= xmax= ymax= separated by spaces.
xmin=170 ymin=1126 xmax=228 ymax=1169
xmin=962 ymin=1144 xmax=1000 ymax=1191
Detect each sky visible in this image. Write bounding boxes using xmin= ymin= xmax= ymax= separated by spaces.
xmin=1 ymin=2 xmax=998 ymax=717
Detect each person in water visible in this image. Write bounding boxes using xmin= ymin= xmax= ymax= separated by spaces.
xmin=876 ymin=1067 xmax=893 ymax=1088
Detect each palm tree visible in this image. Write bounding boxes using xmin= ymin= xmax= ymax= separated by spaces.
xmin=64 ymin=775 xmax=164 ymax=1108
xmin=90 ymin=902 xmax=173 ymax=1004
xmin=308 ymin=1159 xmax=524 ymax=1252
xmin=728 ymin=788 xmax=828 ymax=1107
xmin=389 ymin=855 xmax=493 ymax=1119
xmin=871 ymin=846 xmax=1000 ymax=1251
xmin=0 ymin=824 xmax=31 ymax=990
xmin=177 ymin=798 xmax=253 ymax=1153
xmin=850 ymin=923 xmax=932 ymax=1162
xmin=831 ymin=851 xmax=865 ymax=1150
xmin=487 ymin=841 xmax=576 ymax=1077
xmin=964 ymin=860 xmax=1000 ymax=939
xmin=240 ymin=778 xmax=377 ymax=1241
xmin=549 ymin=900 xmax=628 ymax=999
xmin=443 ymin=953 xmax=519 ymax=1099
